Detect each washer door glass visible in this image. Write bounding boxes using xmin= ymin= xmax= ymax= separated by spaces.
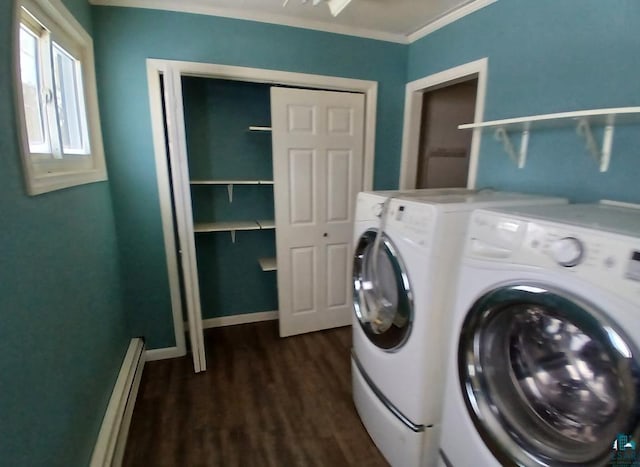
xmin=459 ymin=284 xmax=640 ymax=466
xmin=353 ymin=229 xmax=413 ymax=351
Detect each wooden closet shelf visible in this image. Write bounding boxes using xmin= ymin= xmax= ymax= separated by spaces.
xmin=194 ymin=221 xmax=259 ymax=233
xmin=257 ymin=219 xmax=275 ymax=229
xmin=258 ymin=257 xmax=277 ymax=272
xmin=194 ymin=220 xmax=275 ymax=240
xmin=190 ymin=180 xmax=274 ymax=185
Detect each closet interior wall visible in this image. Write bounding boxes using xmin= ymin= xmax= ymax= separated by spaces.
xmin=182 ymin=77 xmax=278 ymax=320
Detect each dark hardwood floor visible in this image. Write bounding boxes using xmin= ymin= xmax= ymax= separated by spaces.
xmin=123 ymin=321 xmax=389 ymax=466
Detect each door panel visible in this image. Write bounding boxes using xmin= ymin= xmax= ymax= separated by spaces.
xmin=289 ymin=149 xmax=315 ymax=224
xmin=291 ymin=247 xmax=316 ymax=314
xmin=326 ymin=243 xmax=349 ymax=308
xmin=327 ymin=107 xmax=353 ymax=134
xmin=288 ymin=105 xmax=316 ymax=133
xmin=272 ymin=87 xmax=365 ymax=337
xmin=327 ymin=150 xmax=351 ymax=222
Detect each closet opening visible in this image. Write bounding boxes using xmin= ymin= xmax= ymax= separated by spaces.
xmin=147 ymin=59 xmax=377 ymax=372
xmin=415 ymin=78 xmax=478 ymax=188
xmin=399 ymin=58 xmax=488 ymax=190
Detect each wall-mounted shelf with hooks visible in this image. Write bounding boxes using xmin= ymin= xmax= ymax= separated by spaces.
xmin=459 ymin=106 xmax=640 ymax=172
xmin=194 ymin=219 xmax=275 ymax=243
xmin=190 ymin=179 xmax=274 ymax=202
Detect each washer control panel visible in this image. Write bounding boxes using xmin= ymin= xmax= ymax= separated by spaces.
xmin=466 ymin=210 xmax=640 ymax=301
xmin=626 ymin=251 xmax=640 ymax=282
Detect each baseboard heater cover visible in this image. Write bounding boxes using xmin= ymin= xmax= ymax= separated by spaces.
xmin=90 ymin=338 xmax=145 ymax=467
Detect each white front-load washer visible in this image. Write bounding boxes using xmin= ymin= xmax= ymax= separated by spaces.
xmin=351 ymin=189 xmax=567 ymax=467
xmin=439 ymin=202 xmax=640 ymax=467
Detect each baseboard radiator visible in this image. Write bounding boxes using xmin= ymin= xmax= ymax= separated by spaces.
xmin=90 ymin=338 xmax=145 ymax=467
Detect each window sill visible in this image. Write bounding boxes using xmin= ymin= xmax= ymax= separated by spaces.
xmin=26 ymin=167 xmax=108 ymax=195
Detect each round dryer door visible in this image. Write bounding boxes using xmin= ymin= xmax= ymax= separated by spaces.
xmin=353 ymin=229 xmax=413 ymax=351
xmin=458 ymin=284 xmax=640 ymax=466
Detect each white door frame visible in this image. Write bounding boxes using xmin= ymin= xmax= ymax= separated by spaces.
xmin=146 ymin=58 xmax=378 ymax=369
xmin=398 ymin=58 xmax=488 ymax=190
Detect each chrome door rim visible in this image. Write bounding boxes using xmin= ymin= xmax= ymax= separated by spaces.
xmin=352 ymin=228 xmax=413 ymax=351
xmin=458 ymin=283 xmax=640 ymax=466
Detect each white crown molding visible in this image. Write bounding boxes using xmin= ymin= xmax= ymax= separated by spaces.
xmin=406 ymin=0 xmax=497 ymax=43
xmin=89 ymin=0 xmax=407 ymax=43
xmin=89 ymin=0 xmax=495 ymax=44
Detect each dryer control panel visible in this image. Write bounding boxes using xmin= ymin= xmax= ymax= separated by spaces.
xmin=466 ymin=210 xmax=640 ymax=302
xmin=383 ymin=200 xmax=436 ymax=249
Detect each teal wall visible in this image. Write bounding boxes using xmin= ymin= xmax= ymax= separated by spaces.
xmin=92 ymin=6 xmax=408 ymax=348
xmin=184 ymin=78 xmax=277 ymax=318
xmin=6 ymin=1 xmax=635 ymax=461
xmin=408 ymin=0 xmax=640 ymax=203
xmin=91 ymin=1 xmax=640 ymax=351
xmin=0 ymin=1 xmax=129 ymax=466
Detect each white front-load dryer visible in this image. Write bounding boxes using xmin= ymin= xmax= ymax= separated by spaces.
xmin=439 ymin=202 xmax=640 ymax=467
xmin=351 ymin=189 xmax=567 ymax=467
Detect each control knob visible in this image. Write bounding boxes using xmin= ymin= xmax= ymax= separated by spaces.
xmin=372 ymin=202 xmax=384 ymax=218
xmin=550 ymin=237 xmax=584 ymax=267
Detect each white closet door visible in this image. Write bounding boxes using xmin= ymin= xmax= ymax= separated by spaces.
xmin=271 ymin=87 xmax=365 ymax=337
xmin=163 ymin=69 xmax=206 ymax=372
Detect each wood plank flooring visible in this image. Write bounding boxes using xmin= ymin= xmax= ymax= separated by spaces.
xmin=123 ymin=321 xmax=389 ymax=466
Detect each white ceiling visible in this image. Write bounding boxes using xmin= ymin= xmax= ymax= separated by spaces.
xmin=90 ymin=0 xmax=496 ymax=43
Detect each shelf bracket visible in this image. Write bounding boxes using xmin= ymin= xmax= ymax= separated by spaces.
xmin=576 ymin=118 xmax=614 ymax=172
xmin=495 ymin=126 xmax=529 ymax=169
xmin=227 ymin=184 xmax=233 ymax=203
xmin=230 ymin=230 xmax=236 ymax=243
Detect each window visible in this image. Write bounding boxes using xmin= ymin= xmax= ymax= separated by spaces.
xmin=15 ymin=0 xmax=107 ymax=195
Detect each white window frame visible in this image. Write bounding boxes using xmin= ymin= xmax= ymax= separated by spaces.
xmin=13 ymin=0 xmax=107 ymax=195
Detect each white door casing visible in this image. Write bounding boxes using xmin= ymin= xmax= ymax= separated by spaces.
xmin=399 ymin=58 xmax=488 ymax=190
xmin=271 ymin=88 xmax=365 ymax=337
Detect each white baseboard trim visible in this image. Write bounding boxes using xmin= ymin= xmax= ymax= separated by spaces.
xmin=144 ymin=346 xmax=186 ymax=362
xmin=201 ymin=310 xmax=278 ymax=329
xmin=90 ymin=338 xmax=145 ymax=467
xmin=145 ymin=312 xmax=279 ymax=362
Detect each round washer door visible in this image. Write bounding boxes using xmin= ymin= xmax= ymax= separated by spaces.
xmin=353 ymin=229 xmax=413 ymax=351
xmin=459 ymin=283 xmax=640 ymax=466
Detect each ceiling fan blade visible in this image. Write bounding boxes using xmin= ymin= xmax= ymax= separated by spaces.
xmin=327 ymin=0 xmax=352 ymax=16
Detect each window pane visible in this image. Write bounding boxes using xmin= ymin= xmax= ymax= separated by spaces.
xmin=52 ymin=42 xmax=87 ymax=154
xmin=19 ymin=25 xmax=48 ymax=152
